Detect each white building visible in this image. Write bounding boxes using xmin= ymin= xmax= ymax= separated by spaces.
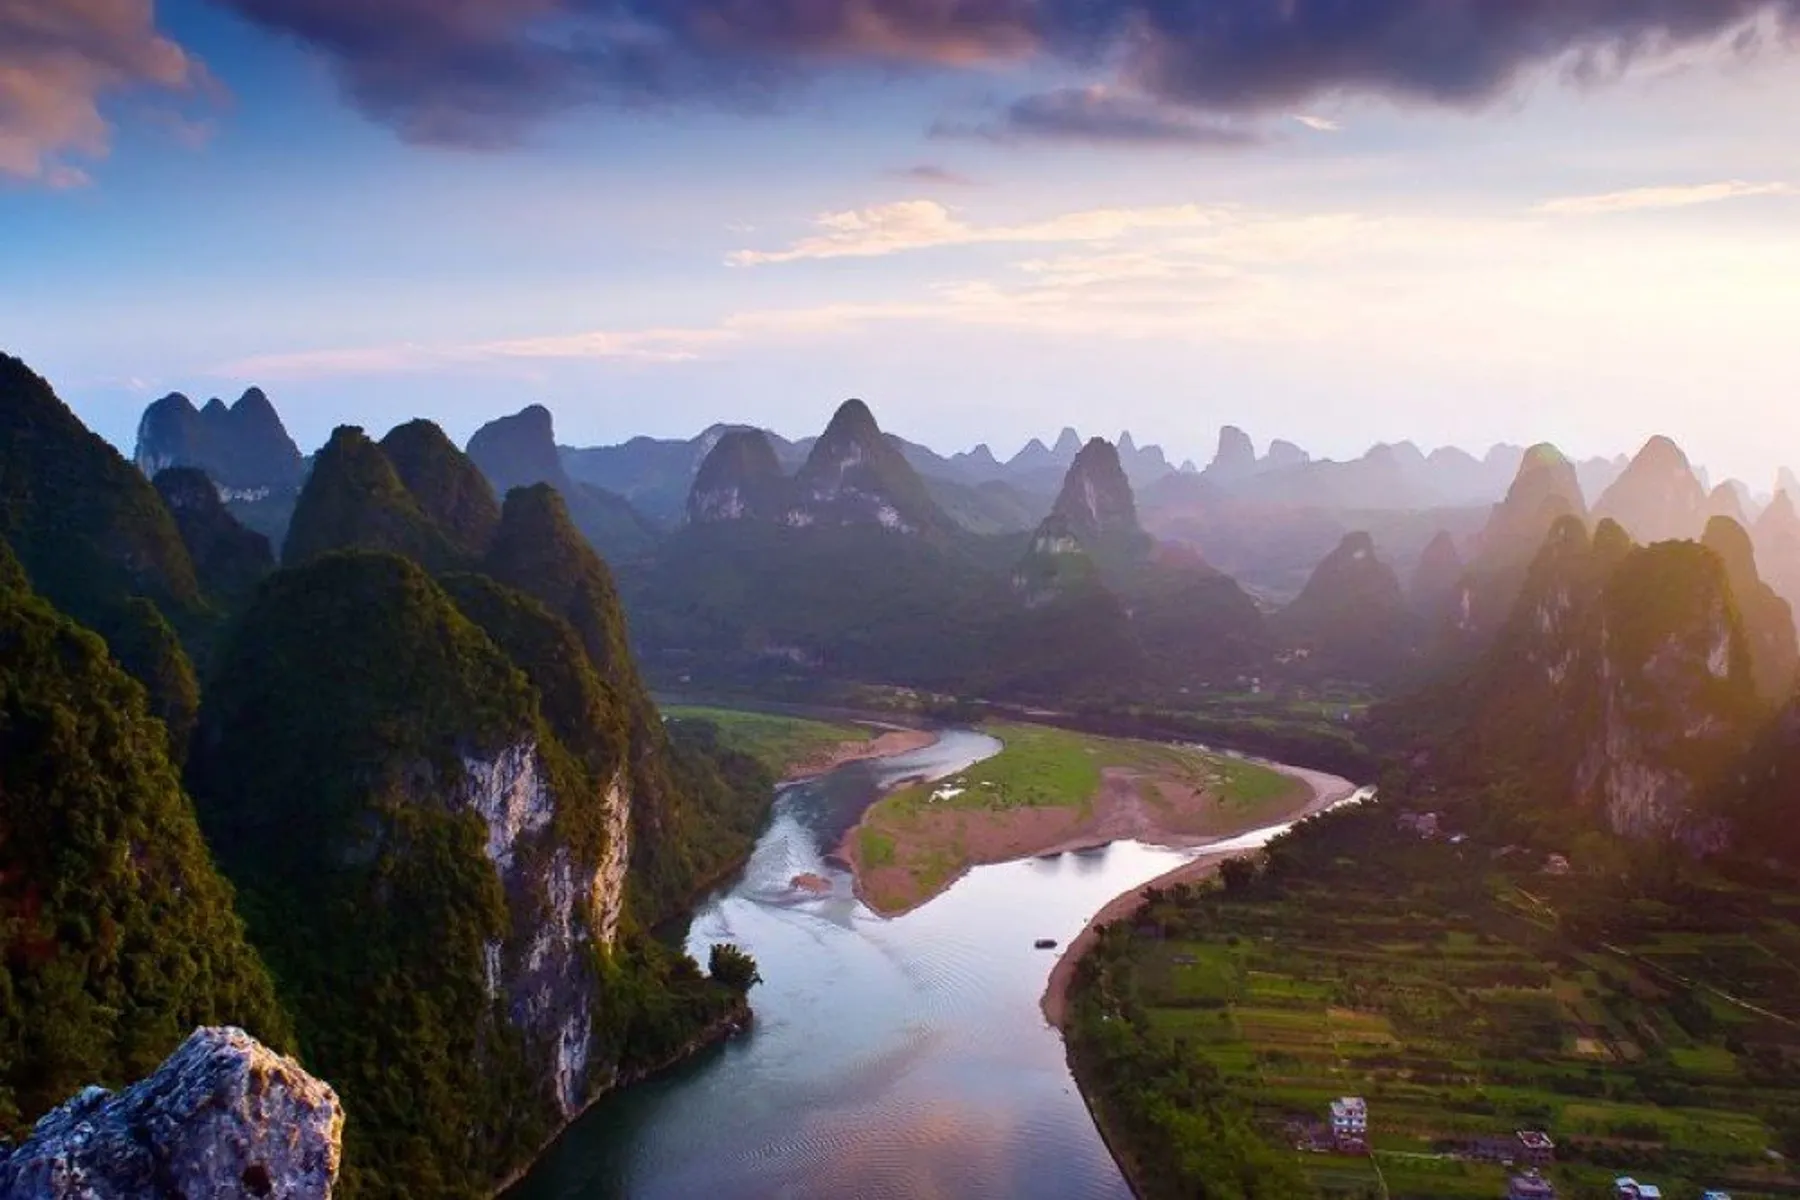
xmin=1330 ymin=1097 xmax=1368 ymax=1149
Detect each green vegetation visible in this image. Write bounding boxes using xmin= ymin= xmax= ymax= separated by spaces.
xmin=465 ymin=404 xmax=660 ymax=564
xmin=379 ymin=419 xmax=502 ymax=559
xmin=853 ymin=723 xmax=1304 ymax=912
xmin=0 ymin=359 xmax=783 ymax=1197
xmin=283 ymin=425 xmax=469 ymax=572
xmin=154 ymin=466 xmax=275 ymax=609
xmin=1274 ymin=532 xmax=1417 ymax=685
xmin=662 ymin=705 xmax=871 ymax=775
xmin=881 ymin=723 xmax=1298 ymax=818
xmin=707 ymin=943 xmax=761 ymax=993
xmin=1371 ymin=517 xmax=1768 ymax=848
xmin=482 ymin=484 xmax=775 ymax=921
xmin=859 ymin=827 xmax=896 ymax=868
xmin=191 ymin=552 xmax=552 ymax=1198
xmin=0 ymin=352 xmax=209 ymax=752
xmin=0 ymin=543 xmax=289 ymax=1137
xmin=654 ymin=718 xmax=782 ymax=907
xmin=1068 ymin=803 xmax=1800 ymax=1200
xmin=188 ymin=551 xmax=761 ymax=1198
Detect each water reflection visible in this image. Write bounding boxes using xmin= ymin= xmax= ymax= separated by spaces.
xmin=511 ymin=729 xmax=1370 ymax=1200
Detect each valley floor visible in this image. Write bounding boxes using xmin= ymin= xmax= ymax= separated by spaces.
xmin=1059 ymin=804 xmax=1800 ymax=1200
xmin=1040 ymin=765 xmax=1359 ymax=1031
xmin=841 ymin=722 xmax=1329 ymax=917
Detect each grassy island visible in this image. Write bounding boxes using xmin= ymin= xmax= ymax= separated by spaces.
xmin=846 ymin=722 xmax=1313 ymax=916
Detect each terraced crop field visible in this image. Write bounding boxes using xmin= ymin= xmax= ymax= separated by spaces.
xmin=1092 ymin=808 xmax=1800 ymax=1199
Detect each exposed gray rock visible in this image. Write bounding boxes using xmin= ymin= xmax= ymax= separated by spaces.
xmin=1205 ymin=425 xmax=1258 ymax=482
xmin=462 ymin=741 xmax=631 ymax=1117
xmin=0 ymin=1028 xmax=342 ymax=1199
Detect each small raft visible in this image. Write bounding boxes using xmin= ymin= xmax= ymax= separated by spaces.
xmin=1033 ymin=939 xmax=1058 ymax=950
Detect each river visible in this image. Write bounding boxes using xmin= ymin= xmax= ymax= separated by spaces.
xmin=511 ymin=728 xmax=1362 ymax=1199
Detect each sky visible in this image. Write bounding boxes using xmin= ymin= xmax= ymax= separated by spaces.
xmin=5 ymin=1 xmax=1800 ymax=487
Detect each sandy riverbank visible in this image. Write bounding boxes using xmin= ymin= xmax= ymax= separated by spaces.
xmin=1039 ymin=764 xmax=1358 ymax=1029
xmin=842 ymin=721 xmax=1355 ymax=918
xmin=780 ymin=727 xmax=940 ymax=784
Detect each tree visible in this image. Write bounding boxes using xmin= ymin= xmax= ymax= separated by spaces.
xmin=708 ymin=943 xmax=761 ymax=993
xmin=1219 ymin=856 xmax=1259 ymax=894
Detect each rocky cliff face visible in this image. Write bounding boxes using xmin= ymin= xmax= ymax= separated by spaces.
xmin=1012 ymin=513 xmax=1100 ymax=609
xmin=1015 ymin=438 xmax=1147 ymax=601
xmin=787 ymin=400 xmax=950 ymax=536
xmin=1012 ymin=441 xmax=1269 ymax=681
xmin=1753 ymin=489 xmax=1800 ymax=620
xmin=1275 ymin=532 xmax=1414 ymax=681
xmin=1476 ymin=443 xmax=1588 ymax=573
xmin=134 ymin=387 xmax=305 ymax=497
xmin=1385 ymin=519 xmax=1765 ymax=847
xmin=462 ymin=741 xmax=627 ymax=1115
xmin=1408 ymin=530 xmax=1465 ymax=620
xmin=0 ymin=1028 xmax=342 ymax=1200
xmin=1265 ymin=438 xmax=1309 ymax=471
xmin=1205 ymin=425 xmax=1259 ymax=481
xmin=467 ymin=406 xmax=658 ymax=562
xmin=380 ymin=419 xmax=501 ymax=558
xmin=1049 ymin=438 xmax=1142 ymax=546
xmin=282 ymin=426 xmax=464 ymax=571
xmin=1 ymin=354 xmax=204 ymax=757
xmin=687 ymin=429 xmax=792 ymax=524
xmin=190 ymin=551 xmax=638 ymax=1191
xmin=1574 ymin=541 xmax=1759 ymax=845
xmin=1445 ymin=443 xmax=1589 ymax=648
xmin=1593 ymin=435 xmax=1707 ymax=545
xmin=1701 ymin=516 xmax=1798 ymax=704
xmin=1703 ymin=482 xmax=1750 ymax=529
xmin=154 ymin=466 xmax=275 ymax=606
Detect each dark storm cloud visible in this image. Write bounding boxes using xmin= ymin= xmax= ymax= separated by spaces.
xmin=1085 ymin=0 xmax=1800 ymax=111
xmin=210 ymin=0 xmax=1800 ymax=145
xmin=940 ymin=86 xmax=1262 ymax=146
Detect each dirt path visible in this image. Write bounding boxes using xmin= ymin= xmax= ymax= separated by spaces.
xmin=1040 ymin=768 xmax=1360 ymax=1029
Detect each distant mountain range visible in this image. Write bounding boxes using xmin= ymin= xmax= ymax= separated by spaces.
xmin=18 ymin=340 xmax=1800 ymax=1196
xmin=121 ymin=383 xmax=1800 ymax=619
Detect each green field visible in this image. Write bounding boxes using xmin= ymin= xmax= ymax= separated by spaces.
xmin=878 ymin=722 xmax=1303 ymax=819
xmin=663 ymin=706 xmax=871 ymax=775
xmin=1065 ymin=805 xmax=1800 ymax=1200
xmin=851 ymin=722 xmax=1308 ymax=913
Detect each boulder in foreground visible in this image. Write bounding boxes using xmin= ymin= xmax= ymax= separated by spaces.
xmin=0 ymin=1028 xmax=343 ymax=1199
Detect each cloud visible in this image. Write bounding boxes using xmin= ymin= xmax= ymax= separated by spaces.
xmin=209 ymin=0 xmax=1800 ymax=146
xmin=938 ymin=85 xmax=1261 ymax=147
xmin=1292 ymin=114 xmax=1341 ymax=132
xmin=1535 ymin=180 xmax=1797 ymax=216
xmin=892 ymin=163 xmax=975 ymax=186
xmin=728 ymin=199 xmax=1229 ymax=265
xmin=218 ymin=199 xmax=1530 ymax=380
xmin=0 ymin=0 xmax=204 ymax=182
xmin=215 ymin=325 xmax=730 ymax=379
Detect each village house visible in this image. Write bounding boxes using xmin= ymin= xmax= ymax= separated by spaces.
xmin=1544 ymin=854 xmax=1573 ymax=876
xmin=1517 ymin=1130 xmax=1556 ymax=1165
xmin=1509 ymin=1170 xmax=1558 ymax=1200
xmin=1330 ymin=1097 xmax=1368 ymax=1153
xmin=1399 ymin=811 xmax=1442 ymax=838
